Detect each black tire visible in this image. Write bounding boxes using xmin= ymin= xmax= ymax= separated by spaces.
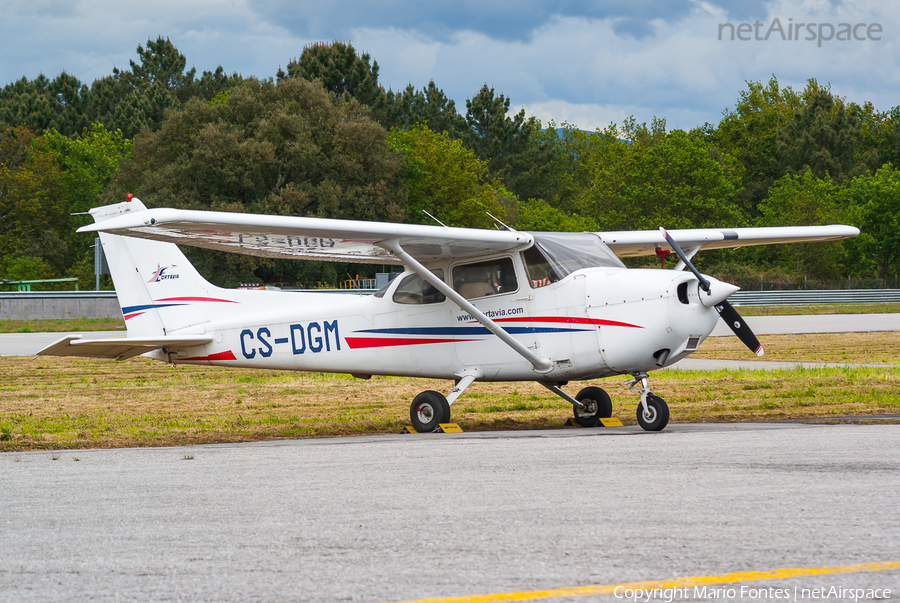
xmin=636 ymin=394 xmax=669 ymax=431
xmin=410 ymin=391 xmax=450 ymax=433
xmin=573 ymin=386 xmax=613 ymax=427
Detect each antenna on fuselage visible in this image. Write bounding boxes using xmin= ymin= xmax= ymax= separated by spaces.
xmin=423 ymin=210 xmax=449 ymax=228
xmin=486 ymin=212 xmax=516 ymax=232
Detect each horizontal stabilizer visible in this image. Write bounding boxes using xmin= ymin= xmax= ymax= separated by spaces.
xmin=37 ymin=335 xmax=213 ymax=361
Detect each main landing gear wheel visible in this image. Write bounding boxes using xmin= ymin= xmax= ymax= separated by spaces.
xmin=573 ymin=386 xmax=613 ymax=427
xmin=636 ymin=393 xmax=669 ymax=431
xmin=410 ymin=391 xmax=450 ymax=433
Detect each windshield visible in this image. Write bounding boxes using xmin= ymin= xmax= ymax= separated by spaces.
xmin=525 ymin=232 xmax=625 ymax=283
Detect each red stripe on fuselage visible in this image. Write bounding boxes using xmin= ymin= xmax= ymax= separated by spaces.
xmin=492 ymin=316 xmax=643 ymax=328
xmin=182 ymin=350 xmax=237 ymax=361
xmin=155 ymin=297 xmax=238 ymax=303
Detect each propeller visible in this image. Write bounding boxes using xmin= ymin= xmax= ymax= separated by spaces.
xmin=659 ymin=228 xmax=764 ymax=356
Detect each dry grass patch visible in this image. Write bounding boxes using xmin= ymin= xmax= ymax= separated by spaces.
xmin=695 ymin=332 xmax=900 ymax=364
xmin=1 ymin=331 xmax=898 ymax=451
xmin=736 ymin=303 xmax=900 ymax=316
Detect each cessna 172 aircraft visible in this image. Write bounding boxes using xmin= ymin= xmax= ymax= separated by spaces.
xmin=39 ymin=196 xmax=859 ymax=432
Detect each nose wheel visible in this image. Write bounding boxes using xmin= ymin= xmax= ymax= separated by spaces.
xmin=636 ymin=393 xmax=669 ymax=431
xmin=626 ymin=373 xmax=669 ymax=431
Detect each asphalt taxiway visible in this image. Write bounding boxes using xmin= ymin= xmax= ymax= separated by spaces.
xmin=2 ymin=314 xmax=898 ymax=601
xmin=2 ymin=422 xmax=899 ymax=602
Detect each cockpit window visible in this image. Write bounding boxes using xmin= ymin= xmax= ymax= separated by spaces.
xmin=452 ymin=257 xmax=518 ymax=299
xmin=524 ymin=232 xmax=625 ymax=288
xmin=391 ymin=270 xmax=446 ymax=305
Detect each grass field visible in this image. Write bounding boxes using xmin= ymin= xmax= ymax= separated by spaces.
xmin=1 ymin=330 xmax=897 ymax=452
xmin=0 ymin=317 xmax=126 ymax=333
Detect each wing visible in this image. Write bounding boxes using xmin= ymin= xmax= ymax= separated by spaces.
xmin=79 ymin=203 xmax=533 ymax=264
xmin=597 ymin=225 xmax=860 ymax=257
xmin=37 ymin=335 xmax=214 ymax=361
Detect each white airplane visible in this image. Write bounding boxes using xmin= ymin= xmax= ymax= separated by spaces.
xmin=39 ymin=196 xmax=859 ymax=432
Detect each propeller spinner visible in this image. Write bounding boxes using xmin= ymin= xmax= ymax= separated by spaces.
xmin=659 ymin=228 xmax=764 ymax=356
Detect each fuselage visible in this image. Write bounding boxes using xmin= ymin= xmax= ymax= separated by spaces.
xmin=143 ymin=260 xmax=722 ymax=383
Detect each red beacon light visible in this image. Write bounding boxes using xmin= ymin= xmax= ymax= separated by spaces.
xmin=127 ymin=193 xmax=133 ymax=201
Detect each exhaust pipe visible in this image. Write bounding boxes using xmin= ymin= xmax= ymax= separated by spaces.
xmin=654 ymin=348 xmax=670 ymax=367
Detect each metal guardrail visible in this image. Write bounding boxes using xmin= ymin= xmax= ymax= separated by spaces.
xmin=0 ymin=291 xmax=118 ymax=299
xmin=730 ymin=289 xmax=900 ymax=306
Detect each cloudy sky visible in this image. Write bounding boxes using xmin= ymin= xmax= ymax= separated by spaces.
xmin=0 ymin=0 xmax=896 ymax=131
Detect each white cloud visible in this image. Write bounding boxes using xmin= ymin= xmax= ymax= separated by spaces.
xmin=1 ymin=0 xmax=898 ymax=131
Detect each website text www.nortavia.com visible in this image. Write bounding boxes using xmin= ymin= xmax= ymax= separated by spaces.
xmin=718 ymin=18 xmax=882 ymax=47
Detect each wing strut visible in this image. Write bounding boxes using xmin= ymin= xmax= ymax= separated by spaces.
xmin=377 ymin=239 xmax=553 ymax=374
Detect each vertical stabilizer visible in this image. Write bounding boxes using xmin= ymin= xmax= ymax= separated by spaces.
xmin=92 ymin=198 xmax=236 ymax=338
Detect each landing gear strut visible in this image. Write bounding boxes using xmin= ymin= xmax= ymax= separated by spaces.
xmin=626 ymin=373 xmax=669 ymax=431
xmin=409 ymin=369 xmax=483 ymax=432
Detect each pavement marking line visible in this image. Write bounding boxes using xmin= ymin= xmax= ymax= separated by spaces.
xmin=387 ymin=560 xmax=900 ymax=603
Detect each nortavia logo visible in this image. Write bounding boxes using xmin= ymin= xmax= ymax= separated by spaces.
xmin=147 ymin=264 xmax=180 ymax=283
xmin=718 ymin=18 xmax=883 ymax=47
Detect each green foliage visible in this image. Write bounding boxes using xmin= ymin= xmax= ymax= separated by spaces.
xmin=1 ymin=37 xmax=240 ymax=140
xmin=515 ymin=199 xmax=599 ymax=232
xmin=0 ymin=126 xmax=68 ymax=273
xmin=704 ymin=75 xmax=802 ymax=216
xmin=388 ymin=124 xmax=514 ymax=227
xmin=375 ymin=81 xmax=467 ymax=136
xmin=280 ymin=41 xmax=381 ymax=107
xmin=756 ymin=170 xmax=847 ymax=278
xmin=0 ymin=255 xmax=53 ymax=281
xmin=841 ymin=164 xmax=900 ymax=278
xmin=573 ymin=128 xmax=744 ymax=231
xmin=35 ymin=124 xmax=132 ymax=267
xmin=0 ymin=72 xmax=92 ymax=137
xmin=776 ymin=83 xmax=869 ymax=183
xmin=463 ymin=85 xmax=552 ymax=201
xmin=2 ymin=39 xmax=898 ymax=285
xmin=535 ymin=121 xmax=621 ymax=214
xmin=106 ymin=77 xmax=407 ymax=286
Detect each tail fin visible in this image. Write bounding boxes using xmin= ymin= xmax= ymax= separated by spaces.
xmin=93 ymin=198 xmax=235 ymax=337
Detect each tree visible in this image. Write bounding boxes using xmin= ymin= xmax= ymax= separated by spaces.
xmin=279 ymin=41 xmax=381 ymax=107
xmin=388 ymin=124 xmax=514 ymax=228
xmin=841 ymin=164 xmax=900 ymax=279
xmin=776 ymin=84 xmax=869 ymax=183
xmin=375 ymin=81 xmax=467 ymax=136
xmin=36 ymin=124 xmax=132 ymax=269
xmin=703 ymin=76 xmax=802 ymax=217
xmin=104 ymin=77 xmax=407 ymax=286
xmin=114 ymin=36 xmax=197 ymax=101
xmin=0 ymin=72 xmax=92 ymax=137
xmin=0 ymin=126 xmax=68 ymax=274
xmin=534 ymin=121 xmax=620 ymax=215
xmin=756 ymin=170 xmax=847 ymax=278
xmin=514 ymin=199 xmax=599 ymax=232
xmin=463 ymin=85 xmax=551 ymax=201
xmin=573 ymin=129 xmax=745 ymax=232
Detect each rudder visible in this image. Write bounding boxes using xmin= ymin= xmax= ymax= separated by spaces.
xmin=93 ymin=198 xmax=233 ymax=337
